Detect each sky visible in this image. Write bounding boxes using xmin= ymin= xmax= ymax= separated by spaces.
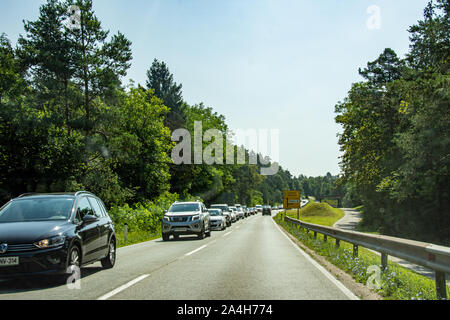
xmin=0 ymin=0 xmax=430 ymax=177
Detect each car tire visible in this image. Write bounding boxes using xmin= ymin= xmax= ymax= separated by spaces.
xmin=60 ymin=244 xmax=81 ymax=284
xmin=198 ymin=226 xmax=205 ymax=239
xmin=162 ymin=233 xmax=170 ymax=241
xmin=173 ymin=234 xmax=179 ymax=240
xmin=101 ymin=239 xmax=116 ymax=269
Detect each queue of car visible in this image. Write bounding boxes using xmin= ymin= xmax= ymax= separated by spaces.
xmin=0 ymin=191 xmax=276 ymax=281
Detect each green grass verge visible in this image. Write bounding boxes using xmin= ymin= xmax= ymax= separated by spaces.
xmin=116 ymin=229 xmax=161 ymax=248
xmin=274 ymin=213 xmax=449 ymax=300
xmin=285 ymin=202 xmax=345 ymax=227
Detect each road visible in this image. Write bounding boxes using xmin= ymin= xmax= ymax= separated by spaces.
xmin=0 ymin=211 xmax=357 ymax=300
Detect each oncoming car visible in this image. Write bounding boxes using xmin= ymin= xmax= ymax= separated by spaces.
xmin=0 ymin=192 xmax=117 ymax=280
xmin=262 ymin=205 xmax=272 ymax=216
xmin=162 ymin=201 xmax=211 ymax=240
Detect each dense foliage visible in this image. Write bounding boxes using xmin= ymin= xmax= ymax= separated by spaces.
xmin=335 ymin=0 xmax=449 ymax=244
xmin=0 ymin=0 xmax=340 ymax=227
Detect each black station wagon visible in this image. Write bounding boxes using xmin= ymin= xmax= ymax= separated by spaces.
xmin=0 ymin=191 xmax=116 ymax=280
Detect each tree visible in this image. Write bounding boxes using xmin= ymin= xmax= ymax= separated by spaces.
xmin=359 ymin=48 xmax=404 ymax=86
xmin=146 ymin=59 xmax=185 ymax=131
xmin=407 ymin=0 xmax=449 ymax=74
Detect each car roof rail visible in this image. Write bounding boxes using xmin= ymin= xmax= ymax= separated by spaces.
xmin=74 ymin=191 xmax=94 ymax=197
xmin=17 ymin=192 xmax=39 ymax=198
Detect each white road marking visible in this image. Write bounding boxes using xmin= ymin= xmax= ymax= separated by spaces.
xmin=184 ymin=244 xmax=208 ymax=256
xmin=223 ymin=231 xmax=232 ymax=237
xmin=97 ymin=274 xmax=149 ymax=300
xmin=271 ymin=218 xmax=360 ymax=300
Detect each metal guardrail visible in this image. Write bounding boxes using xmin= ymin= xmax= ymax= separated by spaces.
xmin=281 ymin=213 xmax=450 ymax=299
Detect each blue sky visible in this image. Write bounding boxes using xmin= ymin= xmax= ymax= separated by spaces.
xmin=0 ymin=0 xmax=430 ymax=177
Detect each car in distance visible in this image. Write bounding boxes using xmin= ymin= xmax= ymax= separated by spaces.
xmin=0 ymin=191 xmax=117 ymax=280
xmin=228 ymin=206 xmax=238 ymax=222
xmin=255 ymin=205 xmax=263 ymax=213
xmin=262 ymin=205 xmax=272 ymax=216
xmin=235 ymin=205 xmax=244 ymax=220
xmin=242 ymin=206 xmax=249 ymax=217
xmin=208 ymin=209 xmax=227 ymax=231
xmin=210 ymin=204 xmax=232 ymax=227
xmin=162 ymin=201 xmax=211 ymax=240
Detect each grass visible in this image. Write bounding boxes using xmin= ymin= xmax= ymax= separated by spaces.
xmin=274 ymin=212 xmax=449 ymax=300
xmin=116 ymin=229 xmax=161 ymax=248
xmin=284 ymin=202 xmax=345 ymax=227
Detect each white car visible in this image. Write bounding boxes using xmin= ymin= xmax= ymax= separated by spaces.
xmin=228 ymin=206 xmax=238 ymax=222
xmin=208 ymin=209 xmax=227 ymax=230
xmin=234 ymin=205 xmax=244 ymax=219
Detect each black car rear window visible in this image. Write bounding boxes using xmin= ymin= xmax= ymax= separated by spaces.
xmin=0 ymin=197 xmax=74 ymax=222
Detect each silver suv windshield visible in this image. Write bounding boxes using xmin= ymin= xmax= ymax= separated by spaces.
xmin=168 ymin=203 xmax=200 ymax=213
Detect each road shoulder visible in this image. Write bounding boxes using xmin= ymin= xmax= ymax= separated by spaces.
xmin=276 ymin=219 xmax=383 ymax=300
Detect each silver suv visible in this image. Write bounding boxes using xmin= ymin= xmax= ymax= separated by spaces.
xmin=162 ymin=201 xmax=211 ymax=240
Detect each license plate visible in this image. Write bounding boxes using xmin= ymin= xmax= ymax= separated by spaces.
xmin=174 ymin=228 xmax=188 ymax=232
xmin=0 ymin=256 xmax=19 ymax=267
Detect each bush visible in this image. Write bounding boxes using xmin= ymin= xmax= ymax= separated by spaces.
xmin=109 ymin=192 xmax=179 ymax=233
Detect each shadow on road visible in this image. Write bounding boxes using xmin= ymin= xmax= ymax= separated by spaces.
xmin=0 ymin=266 xmax=103 ymax=294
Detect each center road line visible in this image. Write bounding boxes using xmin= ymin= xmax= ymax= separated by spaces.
xmin=184 ymin=244 xmax=208 ymax=257
xmin=223 ymin=231 xmax=232 ymax=237
xmin=97 ymin=274 xmax=149 ymax=300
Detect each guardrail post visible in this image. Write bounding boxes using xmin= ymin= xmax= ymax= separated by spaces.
xmin=353 ymin=244 xmax=358 ymax=258
xmin=124 ymin=223 xmax=128 ymax=243
xmin=323 ymin=235 xmax=327 ymax=242
xmin=435 ymin=271 xmax=447 ymax=300
xmin=313 ymin=231 xmax=317 ymax=239
xmin=335 ymin=239 xmax=340 ymax=248
xmin=381 ymin=253 xmax=388 ymax=271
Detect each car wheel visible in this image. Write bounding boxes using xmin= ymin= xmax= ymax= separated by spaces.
xmin=60 ymin=245 xmax=81 ymax=284
xmin=162 ymin=233 xmax=170 ymax=241
xmin=206 ymin=224 xmax=211 ymax=237
xmin=198 ymin=226 xmax=205 ymax=239
xmin=101 ymin=239 xmax=116 ymax=269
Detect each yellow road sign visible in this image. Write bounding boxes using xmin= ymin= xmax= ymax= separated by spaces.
xmin=283 ymin=190 xmax=301 ymax=209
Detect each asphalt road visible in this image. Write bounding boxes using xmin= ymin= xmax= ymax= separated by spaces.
xmin=0 ymin=211 xmax=357 ymax=300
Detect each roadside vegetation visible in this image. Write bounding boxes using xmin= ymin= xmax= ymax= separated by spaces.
xmin=285 ymin=202 xmax=344 ymax=227
xmin=274 ymin=212 xmax=449 ymax=300
xmin=0 ymin=0 xmax=340 ymax=227
xmin=335 ymin=0 xmax=450 ymax=245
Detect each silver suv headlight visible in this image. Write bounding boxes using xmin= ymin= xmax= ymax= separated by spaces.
xmin=163 ymin=215 xmax=170 ymax=222
xmin=191 ymin=214 xmax=200 ymax=221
